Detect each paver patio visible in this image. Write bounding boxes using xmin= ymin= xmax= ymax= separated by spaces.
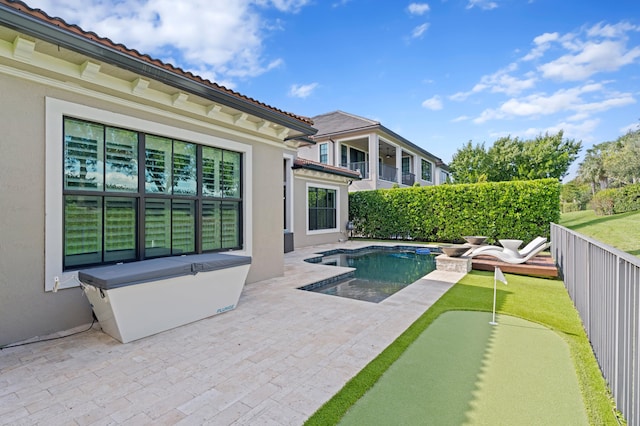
xmin=0 ymin=242 xmax=463 ymax=425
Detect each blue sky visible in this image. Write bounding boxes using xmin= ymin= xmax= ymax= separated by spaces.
xmin=29 ymin=0 xmax=640 ymax=179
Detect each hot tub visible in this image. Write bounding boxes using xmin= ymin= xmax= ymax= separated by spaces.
xmin=79 ymin=253 xmax=251 ymax=343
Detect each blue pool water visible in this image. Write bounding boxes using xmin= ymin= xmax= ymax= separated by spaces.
xmin=300 ymin=246 xmax=437 ymax=303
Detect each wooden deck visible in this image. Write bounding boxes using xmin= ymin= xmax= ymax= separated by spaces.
xmin=471 ymin=254 xmax=559 ymax=278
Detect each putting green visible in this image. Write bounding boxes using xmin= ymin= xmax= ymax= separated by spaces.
xmin=339 ymin=311 xmax=588 ymax=425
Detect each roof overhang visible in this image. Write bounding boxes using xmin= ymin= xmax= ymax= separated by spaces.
xmin=313 ymin=124 xmax=445 ymax=166
xmin=0 ymin=1 xmax=317 ymax=139
xmin=293 ymin=159 xmax=361 ymax=180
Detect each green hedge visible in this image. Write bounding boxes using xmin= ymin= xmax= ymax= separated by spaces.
xmin=591 ymin=183 xmax=640 ymax=215
xmin=349 ymin=178 xmax=560 ymax=244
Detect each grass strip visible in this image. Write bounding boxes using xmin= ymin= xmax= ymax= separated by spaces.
xmin=559 ymin=210 xmax=640 ymax=256
xmin=304 ymin=271 xmax=622 ymax=426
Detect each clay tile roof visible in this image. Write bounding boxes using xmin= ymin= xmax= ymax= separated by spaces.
xmin=293 ymin=158 xmax=361 ymax=180
xmin=0 ymin=0 xmax=314 ymax=128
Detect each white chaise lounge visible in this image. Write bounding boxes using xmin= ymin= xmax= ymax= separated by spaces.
xmin=469 ymin=236 xmax=547 ymax=258
xmin=469 ymin=237 xmax=549 ymax=264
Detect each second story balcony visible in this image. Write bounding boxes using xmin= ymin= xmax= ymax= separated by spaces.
xmin=379 ymin=164 xmax=398 ymax=182
xmin=341 ymin=161 xmax=369 ymax=179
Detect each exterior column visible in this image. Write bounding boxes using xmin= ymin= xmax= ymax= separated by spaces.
xmin=368 ymin=133 xmax=378 ymax=182
xmin=395 ymin=147 xmax=402 ymax=184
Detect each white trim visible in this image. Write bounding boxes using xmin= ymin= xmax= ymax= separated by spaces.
xmin=45 ymin=97 xmax=253 ymax=291
xmin=305 ymin=182 xmax=340 ymax=235
xmin=283 ymin=153 xmax=294 ymax=232
xmin=318 ymin=142 xmax=329 ymax=164
xmin=421 ymin=158 xmax=434 ymax=183
xmin=0 ymin=63 xmax=287 ymax=148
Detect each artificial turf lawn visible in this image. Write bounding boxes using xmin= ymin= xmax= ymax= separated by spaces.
xmin=304 ymin=271 xmax=621 ymax=425
xmin=339 ymin=311 xmax=588 ymax=425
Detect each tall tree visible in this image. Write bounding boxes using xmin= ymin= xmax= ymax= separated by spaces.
xmin=487 ymin=136 xmax=522 ymax=181
xmin=577 ymin=144 xmax=609 ymax=194
xmin=603 ymin=129 xmax=640 ymax=186
xmin=520 ymin=131 xmax=581 ymax=180
xmin=449 ymin=131 xmax=581 ymax=183
xmin=449 ymin=141 xmax=491 ymax=183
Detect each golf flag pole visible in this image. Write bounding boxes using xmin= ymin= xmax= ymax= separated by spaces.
xmin=490 ymin=266 xmax=508 ymax=325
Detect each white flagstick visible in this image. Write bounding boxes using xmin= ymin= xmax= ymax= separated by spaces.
xmin=490 ymin=266 xmax=508 ymax=325
xmin=490 ymin=268 xmax=498 ymax=325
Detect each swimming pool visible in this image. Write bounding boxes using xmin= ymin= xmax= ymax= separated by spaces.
xmin=299 ymin=246 xmax=437 ymax=303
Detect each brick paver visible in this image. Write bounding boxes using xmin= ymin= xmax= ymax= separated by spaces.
xmin=0 ymin=242 xmax=463 ymax=425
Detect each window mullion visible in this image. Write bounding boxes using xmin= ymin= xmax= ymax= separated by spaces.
xmin=138 ymin=132 xmax=146 ymax=260
xmin=196 ymin=145 xmax=203 ymax=253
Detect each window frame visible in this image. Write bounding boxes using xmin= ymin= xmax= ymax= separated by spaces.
xmin=306 ymin=183 xmax=339 ymax=234
xmin=63 ymin=118 xmax=244 ymax=269
xmin=45 ymin=98 xmax=253 ymax=291
xmin=319 ymin=143 xmax=328 ymax=164
xmin=421 ymin=159 xmax=433 ymax=183
xmin=440 ymin=170 xmax=449 ymax=184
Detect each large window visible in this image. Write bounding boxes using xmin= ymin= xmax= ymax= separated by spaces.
xmin=421 ymin=159 xmax=433 ymax=182
xmin=308 ymin=186 xmax=336 ymax=231
xmin=62 ymin=117 xmax=243 ymax=270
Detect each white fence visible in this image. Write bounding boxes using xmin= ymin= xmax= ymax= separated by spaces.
xmin=551 ymin=223 xmax=639 ymax=425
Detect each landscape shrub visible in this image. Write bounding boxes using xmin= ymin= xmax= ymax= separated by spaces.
xmin=561 ymin=202 xmax=581 ymax=213
xmin=591 ymin=183 xmax=640 ymax=215
xmin=613 ymin=183 xmax=640 ymax=214
xmin=349 ymin=178 xmax=560 ymax=243
xmin=590 ymin=189 xmax=616 ymax=215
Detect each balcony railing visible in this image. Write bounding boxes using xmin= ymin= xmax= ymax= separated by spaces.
xmin=379 ymin=164 xmax=397 ymax=182
xmin=341 ymin=161 xmax=369 ymax=179
xmin=402 ymin=172 xmax=415 ymax=186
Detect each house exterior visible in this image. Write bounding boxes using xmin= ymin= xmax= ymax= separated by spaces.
xmin=297 ymin=111 xmax=450 ymax=191
xmin=0 ymin=0 xmax=358 ymax=346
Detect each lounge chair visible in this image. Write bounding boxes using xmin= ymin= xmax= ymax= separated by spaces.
xmin=469 ymin=236 xmax=547 ymax=258
xmin=469 ymin=241 xmax=550 ymax=264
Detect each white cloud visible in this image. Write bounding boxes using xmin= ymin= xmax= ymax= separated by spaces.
xmin=543 ymin=119 xmax=600 ymax=142
xmin=521 ymin=22 xmax=640 ymax=81
xmin=289 ymin=82 xmax=319 ymax=98
xmin=26 ymin=0 xmax=309 ymax=84
xmin=450 ymin=64 xmax=536 ymax=100
xmin=411 ymin=23 xmax=430 ymax=39
xmin=522 ymin=32 xmax=559 ymax=61
xmin=331 ymin=0 xmax=352 ymax=7
xmin=473 ymin=83 xmax=635 ymax=124
xmin=466 ymin=0 xmax=498 ymax=10
xmin=256 ymin=0 xmax=312 ymax=12
xmin=473 ymin=108 xmax=503 ymax=124
xmin=449 ymin=91 xmax=471 ymax=102
xmin=569 ymin=93 xmax=636 ymax=119
xmin=539 ymin=40 xmax=640 ymax=81
xmin=620 ymin=122 xmax=640 ymax=134
xmin=489 ymin=119 xmax=600 ymax=144
xmin=422 ymin=95 xmax=443 ymax=110
xmin=408 ymin=3 xmax=430 ymax=15
xmin=587 ymin=21 xmax=640 ymax=39
xmin=451 ymin=115 xmax=470 ymax=123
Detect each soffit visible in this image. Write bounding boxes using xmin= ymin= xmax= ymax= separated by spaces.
xmin=0 ymin=0 xmax=316 ymax=139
